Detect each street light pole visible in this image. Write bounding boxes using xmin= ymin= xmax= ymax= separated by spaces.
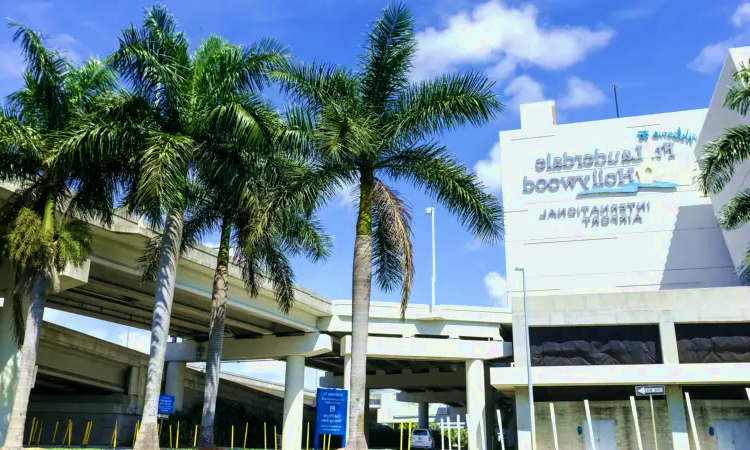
xmin=425 ymin=206 xmax=436 ymax=312
xmin=515 ymin=267 xmax=535 ymax=449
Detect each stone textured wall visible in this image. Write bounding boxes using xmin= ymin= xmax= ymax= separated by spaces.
xmin=527 ymin=399 xmax=750 ymax=450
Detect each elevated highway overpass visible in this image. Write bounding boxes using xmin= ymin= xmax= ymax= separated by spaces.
xmin=0 ymin=181 xmax=514 ymax=450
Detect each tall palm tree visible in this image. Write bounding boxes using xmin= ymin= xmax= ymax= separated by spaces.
xmin=140 ymin=162 xmax=333 ymax=446
xmin=137 ymin=48 xmax=336 ymax=440
xmin=0 ymin=24 xmax=120 ymax=448
xmin=275 ymin=3 xmax=504 ymax=448
xmin=60 ymin=7 xmax=290 ymax=449
xmin=697 ymin=63 xmax=750 ymax=281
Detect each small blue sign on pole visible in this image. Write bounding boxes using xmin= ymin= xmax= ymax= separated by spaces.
xmin=158 ymin=394 xmax=175 ymax=415
xmin=314 ymin=387 xmax=348 ymax=449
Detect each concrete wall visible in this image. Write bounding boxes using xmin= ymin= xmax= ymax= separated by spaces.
xmin=529 ymin=399 xmax=750 ymax=450
xmin=694 ymin=46 xmax=750 ymax=274
xmin=501 ymin=104 xmax=739 ymax=299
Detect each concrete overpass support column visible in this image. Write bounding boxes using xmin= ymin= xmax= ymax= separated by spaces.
xmin=418 ymin=402 xmax=429 ymax=429
xmin=165 ymin=361 xmax=186 ymax=412
xmin=667 ymin=386 xmax=690 ymax=450
xmin=659 ymin=322 xmax=679 ymax=364
xmin=514 ymin=387 xmax=532 ymax=450
xmin=282 ymin=355 xmax=305 ymax=450
xmin=465 ymin=359 xmax=487 ymax=450
xmin=0 ymin=276 xmax=26 ymax=446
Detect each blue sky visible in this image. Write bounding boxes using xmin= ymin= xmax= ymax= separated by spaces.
xmin=1 ymin=0 xmax=747 ymax=383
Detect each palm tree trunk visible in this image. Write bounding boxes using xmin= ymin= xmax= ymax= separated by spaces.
xmin=198 ymin=217 xmax=231 ymax=447
xmin=346 ymin=171 xmax=374 ymax=450
xmin=3 ymin=193 xmax=55 ymax=449
xmin=134 ymin=210 xmax=184 ymax=450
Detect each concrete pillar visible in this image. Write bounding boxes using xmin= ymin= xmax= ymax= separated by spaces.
xmin=667 ymin=386 xmax=690 ymax=450
xmin=0 ymin=274 xmax=26 ymax=446
xmin=364 ymin=387 xmax=371 ymax=444
xmin=484 ymin=364 xmax=496 ymax=450
xmin=465 ymin=359 xmax=487 ymax=450
xmin=283 ymin=355 xmax=305 ymax=450
xmin=418 ymin=402 xmax=429 ymax=429
xmin=514 ymin=387 xmax=532 ymax=450
xmin=344 ymin=354 xmax=351 ymax=437
xmin=164 ymin=361 xmax=186 ymax=412
xmin=659 ymin=322 xmax=679 ymax=364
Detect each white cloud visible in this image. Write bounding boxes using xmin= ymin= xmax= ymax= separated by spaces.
xmin=0 ymin=44 xmax=25 ymax=79
xmin=336 ymin=182 xmax=358 ymax=207
xmin=117 ymin=330 xmax=152 ymax=354
xmin=690 ymin=4 xmax=750 ymax=74
xmin=474 ymin=141 xmax=502 ymax=192
xmin=558 ymin=77 xmax=605 ymax=109
xmin=49 ymin=33 xmax=83 ymax=63
xmin=484 ymin=271 xmax=508 ymax=307
xmin=503 ymin=75 xmax=545 ymax=107
xmin=734 ymin=3 xmax=750 ymax=27
xmin=15 ymin=2 xmax=54 ymax=16
xmin=413 ymin=0 xmax=614 ymax=80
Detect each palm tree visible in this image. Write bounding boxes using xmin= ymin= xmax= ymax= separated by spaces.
xmin=274 ymin=3 xmax=504 ymax=448
xmin=59 ymin=7 xmax=289 ymax=449
xmin=0 ymin=24 xmax=120 ymax=448
xmin=697 ymin=63 xmax=750 ymax=281
xmin=138 ymin=70 xmax=336 ymax=443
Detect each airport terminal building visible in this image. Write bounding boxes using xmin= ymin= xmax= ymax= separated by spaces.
xmin=3 ymin=48 xmax=750 ymax=450
xmin=494 ymin=46 xmax=750 ymax=449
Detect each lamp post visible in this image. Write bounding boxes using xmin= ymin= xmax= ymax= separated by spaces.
xmin=515 ymin=267 xmax=535 ymax=449
xmin=424 ymin=206 xmax=436 ymax=312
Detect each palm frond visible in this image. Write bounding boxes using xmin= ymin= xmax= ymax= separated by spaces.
xmin=717 ymin=188 xmax=750 ymax=230
xmin=272 ymin=61 xmax=355 ymax=114
xmin=379 ymin=142 xmax=504 ymax=243
xmin=725 ymin=63 xmax=750 ymax=116
xmin=371 ymin=179 xmax=413 ymax=318
xmin=389 ymin=72 xmax=502 ymax=144
xmin=66 ymin=57 xmax=119 ymax=110
xmin=55 ymin=218 xmax=92 ymax=271
xmin=696 ymin=125 xmax=750 ymax=195
xmin=8 ymin=21 xmax=68 ymax=129
xmin=0 ymin=110 xmax=43 ymax=182
xmin=360 ymin=1 xmax=416 ymax=112
xmin=128 ymin=131 xmax=194 ymax=223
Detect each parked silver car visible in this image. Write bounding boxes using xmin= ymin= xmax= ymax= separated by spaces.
xmin=410 ymin=428 xmax=435 ymax=449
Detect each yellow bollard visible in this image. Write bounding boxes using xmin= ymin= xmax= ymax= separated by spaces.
xmin=231 ymin=425 xmax=235 ymax=449
xmin=84 ymin=421 xmax=92 ymax=446
xmin=264 ymin=422 xmax=267 ymax=450
xmin=133 ymin=420 xmax=139 ymax=446
xmin=274 ymin=425 xmax=278 ymax=450
xmin=68 ymin=420 xmax=73 ymax=447
xmin=400 ymin=422 xmax=404 ymax=450
xmin=176 ymin=421 xmax=180 ymax=449
xmin=194 ymin=424 xmax=198 ymax=447
xmin=306 ymin=422 xmax=310 ymax=450
xmin=112 ymin=419 xmax=118 ymax=448
xmin=169 ymin=424 xmax=173 ymax=449
xmin=28 ymin=417 xmax=36 ymax=446
xmin=408 ymin=420 xmax=412 ymax=450
xmin=53 ymin=420 xmax=60 ymax=444
xmin=36 ymin=420 xmax=43 ymax=445
xmin=327 ymin=434 xmax=332 ymax=450
xmin=244 ymin=422 xmax=248 ymax=449
xmin=322 ymin=434 xmax=326 ymax=450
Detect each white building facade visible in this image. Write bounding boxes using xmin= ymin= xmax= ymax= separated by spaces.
xmin=492 ymin=47 xmax=750 ymax=450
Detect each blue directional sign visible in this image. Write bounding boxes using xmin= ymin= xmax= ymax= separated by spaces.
xmin=158 ymin=394 xmax=175 ymax=415
xmin=314 ymin=387 xmax=348 ymax=449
